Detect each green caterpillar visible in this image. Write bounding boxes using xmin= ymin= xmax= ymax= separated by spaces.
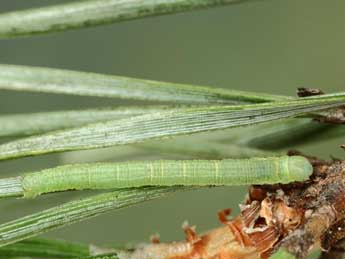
xmin=11 ymin=156 xmax=312 ymax=198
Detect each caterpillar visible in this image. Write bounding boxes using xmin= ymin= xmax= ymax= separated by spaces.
xmin=1 ymin=156 xmax=312 ymax=198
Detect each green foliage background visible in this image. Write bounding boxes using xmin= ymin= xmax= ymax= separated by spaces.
xmin=0 ymin=0 xmax=344 ymax=248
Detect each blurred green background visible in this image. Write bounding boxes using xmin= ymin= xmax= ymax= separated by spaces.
xmin=0 ymin=0 xmax=344 ymax=248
